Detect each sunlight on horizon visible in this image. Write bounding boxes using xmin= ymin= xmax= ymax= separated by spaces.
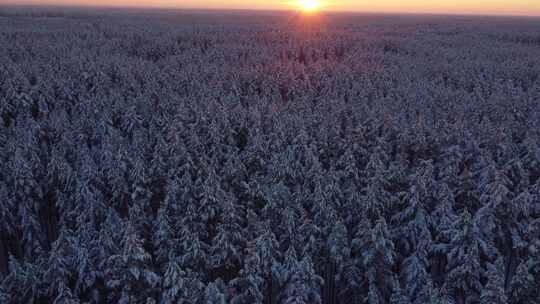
xmin=297 ymin=0 xmax=322 ymax=13
xmin=3 ymin=0 xmax=540 ymax=16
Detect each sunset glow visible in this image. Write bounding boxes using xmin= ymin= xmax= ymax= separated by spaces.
xmin=298 ymin=0 xmax=321 ymax=12
xmin=3 ymin=0 xmax=540 ymax=16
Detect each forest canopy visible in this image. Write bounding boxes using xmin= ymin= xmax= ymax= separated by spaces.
xmin=0 ymin=8 xmax=539 ymax=304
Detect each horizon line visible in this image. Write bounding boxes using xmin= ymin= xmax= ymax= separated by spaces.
xmin=1 ymin=3 xmax=540 ymax=18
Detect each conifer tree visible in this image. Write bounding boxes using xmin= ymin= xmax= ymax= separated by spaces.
xmin=105 ymin=223 xmax=159 ymax=303
xmin=353 ymin=219 xmax=396 ymax=304
xmin=204 ymin=282 xmax=226 ymax=304
xmin=446 ymin=211 xmax=492 ymax=304
xmin=480 ymin=258 xmax=508 ymax=304
xmin=390 ymin=283 xmax=411 ymax=304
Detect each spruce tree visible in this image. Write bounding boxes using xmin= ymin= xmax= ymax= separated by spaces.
xmin=480 ymin=258 xmax=508 ymax=304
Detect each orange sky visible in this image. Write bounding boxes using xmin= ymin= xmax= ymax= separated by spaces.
xmin=2 ymin=0 xmax=540 ymax=16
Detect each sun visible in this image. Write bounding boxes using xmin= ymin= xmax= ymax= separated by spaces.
xmin=298 ymin=0 xmax=321 ymax=12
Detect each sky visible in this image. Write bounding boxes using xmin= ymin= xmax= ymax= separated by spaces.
xmin=2 ymin=0 xmax=540 ymax=16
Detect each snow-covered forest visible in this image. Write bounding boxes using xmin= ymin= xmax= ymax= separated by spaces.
xmin=0 ymin=7 xmax=539 ymax=304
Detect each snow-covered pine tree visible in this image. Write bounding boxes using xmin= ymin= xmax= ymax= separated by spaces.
xmin=161 ymin=258 xmax=205 ymax=304
xmin=390 ymin=282 xmax=412 ymax=304
xmin=509 ymin=217 xmax=540 ymax=304
xmin=210 ymin=198 xmax=245 ymax=282
xmin=230 ymin=250 xmax=264 ymax=304
xmin=430 ymin=182 xmax=459 ymax=285
xmin=352 ymin=218 xmax=396 ymax=304
xmin=1 ymin=256 xmax=40 ymax=303
xmin=480 ymin=258 xmax=508 ymax=304
xmin=476 ymin=166 xmax=530 ymax=291
xmin=41 ymin=231 xmax=74 ymax=301
xmin=277 ymin=248 xmax=323 ymax=304
xmin=360 ymin=149 xmax=393 ymax=221
xmin=105 ymin=222 xmax=159 ymax=303
xmin=446 ymin=211 xmax=494 ymax=304
xmin=204 ymin=282 xmax=226 ymax=304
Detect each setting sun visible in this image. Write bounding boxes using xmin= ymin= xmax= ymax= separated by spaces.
xmin=298 ymin=0 xmax=321 ymax=12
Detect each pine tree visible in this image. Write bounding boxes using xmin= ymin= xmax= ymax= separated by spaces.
xmin=53 ymin=282 xmax=80 ymax=304
xmin=509 ymin=218 xmax=540 ymax=304
xmin=427 ymin=283 xmax=454 ymax=304
xmin=353 ymin=218 xmax=396 ymax=304
xmin=391 ymin=164 xmax=436 ymax=302
xmin=18 ymin=201 xmax=44 ymax=263
xmin=308 ymin=180 xmax=348 ymax=304
xmin=252 ymin=226 xmax=280 ymax=304
xmin=437 ymin=145 xmax=464 ymax=187
xmin=161 ymin=259 xmax=205 ymax=304
xmin=42 ymin=231 xmax=74 ymax=300
xmin=392 ymin=161 xmax=435 ymax=255
xmin=210 ymin=199 xmax=245 ymax=281
xmin=105 ymin=222 xmax=159 ymax=303
xmin=360 ymin=149 xmax=393 ymax=221
xmin=153 ymin=200 xmax=175 ymax=266
xmin=71 ymin=234 xmax=100 ymax=302
xmin=509 ymin=260 xmax=539 ymax=304
xmin=477 ymin=167 xmax=530 ymax=291
xmin=401 ymin=240 xmax=432 ymax=304
xmin=178 ymin=216 xmax=209 ymax=275
xmin=198 ymin=168 xmax=227 ymax=223
xmin=279 ymin=253 xmax=323 ymax=304
xmin=1 ymin=256 xmax=40 ymax=303
xmin=204 ymin=282 xmax=226 ymax=304
xmin=0 ymin=183 xmax=16 ymax=275
xmin=390 ymin=283 xmax=412 ymax=304
xmin=446 ymin=211 xmax=491 ymax=304
xmin=342 ymin=216 xmax=370 ymax=303
xmin=431 ymin=182 xmax=459 ymax=285
xmin=323 ymin=219 xmax=349 ymax=304
xmin=480 ymin=258 xmax=508 ymax=304
xmin=230 ymin=251 xmax=264 ymax=304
